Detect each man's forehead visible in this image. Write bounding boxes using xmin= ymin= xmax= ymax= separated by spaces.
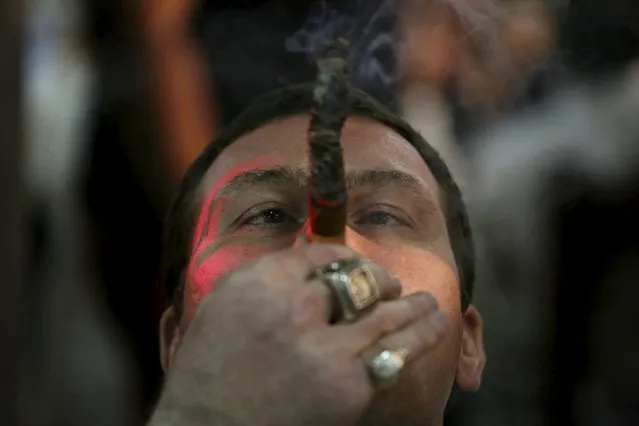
xmin=199 ymin=115 xmax=441 ymax=200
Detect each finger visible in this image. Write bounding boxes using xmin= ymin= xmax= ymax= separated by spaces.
xmin=249 ymin=245 xmax=360 ymax=325
xmin=230 ymin=244 xmax=356 ymax=296
xmin=215 ymin=245 xmax=359 ymax=321
xmin=307 ymin=258 xmax=401 ymax=300
xmin=243 ymin=245 xmax=402 ymax=325
xmin=298 ymin=261 xmax=399 ymax=325
xmin=357 ymin=260 xmax=402 ymax=301
xmin=333 ymin=292 xmax=439 ymax=356
xmin=372 ymin=308 xmax=449 ymax=365
xmin=352 ymin=310 xmax=448 ymax=392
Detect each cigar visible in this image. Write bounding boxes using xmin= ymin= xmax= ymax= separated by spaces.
xmin=308 ymin=38 xmax=351 ymax=245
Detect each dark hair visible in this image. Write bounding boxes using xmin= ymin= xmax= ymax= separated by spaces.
xmin=163 ymin=83 xmax=475 ymax=314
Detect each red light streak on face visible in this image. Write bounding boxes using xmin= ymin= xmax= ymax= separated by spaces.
xmin=183 ymin=239 xmax=279 ymax=324
xmin=184 ymin=157 xmax=285 ymax=320
xmin=191 ymin=158 xmax=275 ymax=253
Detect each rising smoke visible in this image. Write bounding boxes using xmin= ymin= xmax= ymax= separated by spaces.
xmin=195 ymin=0 xmax=405 ymax=123
xmin=285 ymin=0 xmax=401 ymax=100
xmin=195 ymin=0 xmax=510 ymax=124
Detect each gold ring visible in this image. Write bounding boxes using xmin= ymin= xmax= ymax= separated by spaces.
xmin=308 ymin=259 xmax=381 ymax=323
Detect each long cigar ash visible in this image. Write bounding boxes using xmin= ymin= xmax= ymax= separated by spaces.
xmin=308 ymin=38 xmax=351 ymax=244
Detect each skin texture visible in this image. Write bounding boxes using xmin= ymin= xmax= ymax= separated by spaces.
xmin=160 ymin=115 xmax=485 ymax=425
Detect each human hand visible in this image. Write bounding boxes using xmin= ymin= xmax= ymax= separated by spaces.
xmin=149 ymin=244 xmax=449 ymax=426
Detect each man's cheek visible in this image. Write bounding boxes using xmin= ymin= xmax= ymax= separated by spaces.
xmin=349 ymin=236 xmax=460 ymax=309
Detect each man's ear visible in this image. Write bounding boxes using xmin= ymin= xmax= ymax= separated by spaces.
xmin=159 ymin=306 xmax=183 ymax=373
xmin=455 ymin=304 xmax=486 ymax=392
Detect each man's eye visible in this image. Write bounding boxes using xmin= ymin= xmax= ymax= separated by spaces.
xmin=355 ymin=210 xmax=402 ymax=227
xmin=242 ymin=208 xmax=298 ymax=227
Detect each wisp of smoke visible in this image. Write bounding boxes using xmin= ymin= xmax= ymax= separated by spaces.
xmin=285 ymin=0 xmax=400 ymax=104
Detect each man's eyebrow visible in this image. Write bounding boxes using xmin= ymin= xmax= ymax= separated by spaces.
xmin=215 ymin=166 xmax=307 ymax=199
xmin=345 ymin=169 xmax=425 ymax=193
xmin=214 ymin=166 xmax=429 ymax=198
xmin=345 ymin=169 xmax=440 ymax=216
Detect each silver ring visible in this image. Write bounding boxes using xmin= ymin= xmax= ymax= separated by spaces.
xmin=366 ymin=348 xmax=408 ymax=390
xmin=307 ymin=259 xmax=381 ymax=323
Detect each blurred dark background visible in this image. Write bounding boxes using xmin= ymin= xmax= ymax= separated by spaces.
xmin=11 ymin=0 xmax=639 ymax=425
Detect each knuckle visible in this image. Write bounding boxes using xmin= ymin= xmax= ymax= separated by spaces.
xmin=370 ymin=305 xmax=402 ymax=335
xmin=288 ymin=285 xmax=328 ymax=325
xmin=300 ymin=335 xmax=369 ymax=401
xmin=386 ymin=276 xmax=403 ymax=297
xmin=407 ymin=292 xmax=438 ymax=316
xmin=414 ymin=320 xmax=439 ymax=347
xmin=413 ymin=313 xmax=448 ymax=349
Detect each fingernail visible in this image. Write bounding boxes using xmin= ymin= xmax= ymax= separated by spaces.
xmin=387 ymin=270 xmax=403 ymax=295
xmin=389 ymin=270 xmax=401 ymax=283
xmin=429 ymin=311 xmax=448 ymax=333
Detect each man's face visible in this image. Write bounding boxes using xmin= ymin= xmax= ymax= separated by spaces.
xmin=162 ymin=115 xmax=484 ymax=425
